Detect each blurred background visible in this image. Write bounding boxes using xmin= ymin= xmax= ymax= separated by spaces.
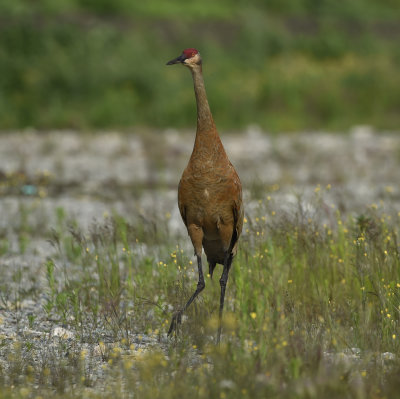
xmin=1 ymin=0 xmax=399 ymax=133
xmin=2 ymin=3 xmax=400 ymax=397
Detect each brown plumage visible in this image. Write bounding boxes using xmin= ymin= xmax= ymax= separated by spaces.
xmin=166 ymin=48 xmax=244 ymax=343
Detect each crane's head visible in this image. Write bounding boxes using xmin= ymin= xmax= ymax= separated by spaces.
xmin=166 ymin=48 xmax=202 ymax=68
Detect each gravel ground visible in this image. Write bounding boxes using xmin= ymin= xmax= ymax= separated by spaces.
xmin=1 ymin=126 xmax=400 ymax=226
xmin=0 ymin=126 xmax=399 ymax=386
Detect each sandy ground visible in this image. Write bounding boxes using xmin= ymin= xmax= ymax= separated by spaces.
xmin=1 ymin=125 xmax=400 ymax=272
xmin=1 ymin=126 xmax=400 ymax=228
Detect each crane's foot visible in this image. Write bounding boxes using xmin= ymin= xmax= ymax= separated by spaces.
xmin=167 ymin=310 xmax=183 ymax=337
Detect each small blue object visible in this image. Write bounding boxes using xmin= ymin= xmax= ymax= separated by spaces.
xmin=21 ymin=185 xmax=38 ymax=196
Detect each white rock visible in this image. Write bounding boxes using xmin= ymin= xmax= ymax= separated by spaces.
xmin=219 ymin=379 xmax=236 ymax=389
xmin=52 ymin=326 xmax=74 ymax=339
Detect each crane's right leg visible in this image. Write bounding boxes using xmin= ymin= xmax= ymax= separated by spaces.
xmin=168 ymin=254 xmax=205 ymax=336
xmin=168 ymin=224 xmax=205 ymax=337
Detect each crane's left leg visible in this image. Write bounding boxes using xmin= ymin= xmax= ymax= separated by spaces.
xmin=217 ymin=251 xmax=233 ymax=344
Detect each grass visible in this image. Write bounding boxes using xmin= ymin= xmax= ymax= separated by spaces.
xmin=1 ymin=185 xmax=400 ymax=398
xmin=0 ymin=1 xmax=400 ymax=131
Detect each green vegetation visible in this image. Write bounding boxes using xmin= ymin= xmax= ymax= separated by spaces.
xmin=1 ymin=0 xmax=399 ymax=131
xmin=1 ymin=187 xmax=400 ymax=398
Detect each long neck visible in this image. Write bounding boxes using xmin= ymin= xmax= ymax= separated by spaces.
xmin=190 ymin=65 xmax=215 ymax=133
xmin=189 ymin=65 xmax=227 ymax=164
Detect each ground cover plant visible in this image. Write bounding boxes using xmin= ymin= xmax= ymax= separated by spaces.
xmin=1 ymin=184 xmax=400 ymax=398
xmin=1 ymin=129 xmax=400 ymax=398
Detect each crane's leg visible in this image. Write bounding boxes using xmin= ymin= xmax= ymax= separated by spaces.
xmin=217 ymin=252 xmax=233 ymax=344
xmin=168 ymin=254 xmax=205 ymax=336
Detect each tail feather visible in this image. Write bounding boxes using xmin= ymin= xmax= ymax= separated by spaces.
xmin=209 ymin=262 xmax=216 ymax=279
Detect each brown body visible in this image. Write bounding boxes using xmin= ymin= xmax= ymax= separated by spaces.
xmin=178 ymin=122 xmax=243 ymax=268
xmin=167 ymin=49 xmax=243 ymax=342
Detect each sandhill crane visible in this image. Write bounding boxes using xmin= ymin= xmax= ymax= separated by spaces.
xmin=166 ymin=48 xmax=244 ymax=343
